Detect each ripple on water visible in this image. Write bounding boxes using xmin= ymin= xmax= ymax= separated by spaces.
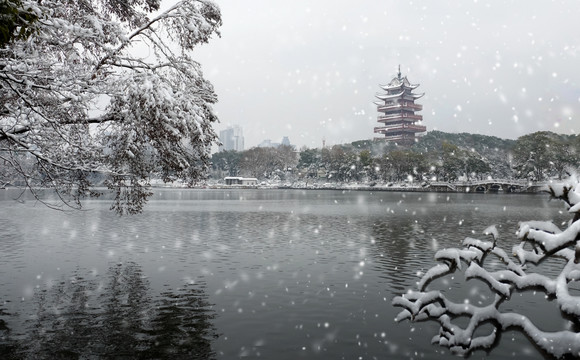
xmin=0 ymin=189 xmax=573 ymax=360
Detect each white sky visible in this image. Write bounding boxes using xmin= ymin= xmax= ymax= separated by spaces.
xmin=182 ymin=0 xmax=580 ymax=149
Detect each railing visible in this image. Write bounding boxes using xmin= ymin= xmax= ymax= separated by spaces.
xmin=375 ymin=123 xmax=426 ymax=131
xmin=453 ymin=179 xmax=541 ymax=186
xmin=376 ymin=122 xmax=411 ymax=130
xmin=377 ymin=113 xmax=423 ymax=122
xmin=427 ymin=179 xmax=548 ymax=191
xmin=404 ymin=124 xmax=426 ymax=131
xmin=377 ymin=102 xmax=422 ymax=112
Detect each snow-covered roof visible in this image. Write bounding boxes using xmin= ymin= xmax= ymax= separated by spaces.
xmin=375 ymin=90 xmax=425 ymax=101
xmin=379 ymin=76 xmax=420 ymax=91
xmin=375 ymin=90 xmax=405 ymax=100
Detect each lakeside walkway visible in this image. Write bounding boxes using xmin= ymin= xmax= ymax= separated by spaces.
xmin=208 ymin=179 xmax=550 ymax=194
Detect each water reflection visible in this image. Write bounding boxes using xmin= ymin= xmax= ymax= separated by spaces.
xmin=0 ymin=308 xmax=19 ymax=358
xmin=0 ymin=262 xmax=218 ymax=359
xmin=371 ymin=218 xmax=432 ymax=293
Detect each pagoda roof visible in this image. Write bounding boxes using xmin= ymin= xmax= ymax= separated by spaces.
xmin=375 ymin=91 xmax=425 ymax=101
xmin=375 ymin=90 xmax=404 ymax=100
xmin=379 ymin=76 xmax=420 ymax=91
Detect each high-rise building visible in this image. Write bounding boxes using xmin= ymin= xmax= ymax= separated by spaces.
xmin=374 ymin=66 xmax=426 ymax=145
xmin=219 ymin=125 xmax=244 ymax=151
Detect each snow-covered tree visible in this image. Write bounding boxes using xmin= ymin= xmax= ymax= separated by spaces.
xmin=0 ymin=0 xmax=39 ymax=46
xmin=297 ymin=147 xmax=321 ymax=180
xmin=237 ymin=146 xmax=297 ymax=180
xmin=393 ymin=178 xmax=580 ymax=357
xmin=0 ymin=0 xmax=221 ymax=214
xmin=512 ymin=131 xmax=578 ymax=181
xmin=211 ymin=150 xmax=241 ymax=178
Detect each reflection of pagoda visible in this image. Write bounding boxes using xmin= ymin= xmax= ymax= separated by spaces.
xmin=374 ymin=66 xmax=426 ymax=145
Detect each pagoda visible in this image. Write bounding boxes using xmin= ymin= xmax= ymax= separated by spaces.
xmin=374 ymin=66 xmax=426 ymax=145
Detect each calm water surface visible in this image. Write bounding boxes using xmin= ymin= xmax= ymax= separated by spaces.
xmin=0 ymin=188 xmax=570 ymax=359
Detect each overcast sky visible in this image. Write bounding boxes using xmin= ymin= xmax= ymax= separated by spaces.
xmin=185 ymin=0 xmax=580 ymax=150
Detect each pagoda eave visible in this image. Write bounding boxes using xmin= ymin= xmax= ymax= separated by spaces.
xmin=375 ymin=90 xmax=405 ymax=100
xmin=374 ymin=124 xmax=427 ymax=134
xmin=374 ymin=135 xmax=418 ymax=145
xmin=379 ymin=83 xmax=420 ymax=91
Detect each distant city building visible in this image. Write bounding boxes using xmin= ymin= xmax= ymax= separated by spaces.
xmin=374 ymin=66 xmax=426 ymax=145
xmin=258 ymin=139 xmax=277 ymax=148
xmin=258 ymin=136 xmax=294 ymax=149
xmin=219 ymin=125 xmax=244 ymax=151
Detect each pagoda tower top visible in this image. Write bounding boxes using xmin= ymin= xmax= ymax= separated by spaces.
xmin=378 ymin=68 xmax=423 ymax=93
xmin=373 ymin=67 xmax=426 ymax=145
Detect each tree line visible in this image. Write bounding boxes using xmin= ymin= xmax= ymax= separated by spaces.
xmin=211 ymin=131 xmax=580 ymax=183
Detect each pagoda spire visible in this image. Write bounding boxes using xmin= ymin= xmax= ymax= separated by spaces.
xmin=397 ymin=64 xmax=401 ymax=80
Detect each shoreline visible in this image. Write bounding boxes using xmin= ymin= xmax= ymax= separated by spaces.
xmin=1 ymin=181 xmax=550 ymax=195
xmin=201 ymin=181 xmax=548 ymax=194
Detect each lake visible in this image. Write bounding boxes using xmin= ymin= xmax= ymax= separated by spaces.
xmin=0 ymin=188 xmax=571 ymax=359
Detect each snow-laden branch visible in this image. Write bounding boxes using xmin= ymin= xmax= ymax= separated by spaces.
xmin=94 ymin=0 xmax=221 ymax=72
xmin=0 ymin=0 xmax=222 ymax=214
xmin=393 ymin=178 xmax=580 ymax=357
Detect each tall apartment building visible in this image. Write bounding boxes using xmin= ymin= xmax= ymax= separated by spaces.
xmin=219 ymin=125 xmax=244 ymax=152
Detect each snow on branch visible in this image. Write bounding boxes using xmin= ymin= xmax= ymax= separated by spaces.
xmin=0 ymin=0 xmax=222 ymax=214
xmin=393 ymin=178 xmax=580 ymax=358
